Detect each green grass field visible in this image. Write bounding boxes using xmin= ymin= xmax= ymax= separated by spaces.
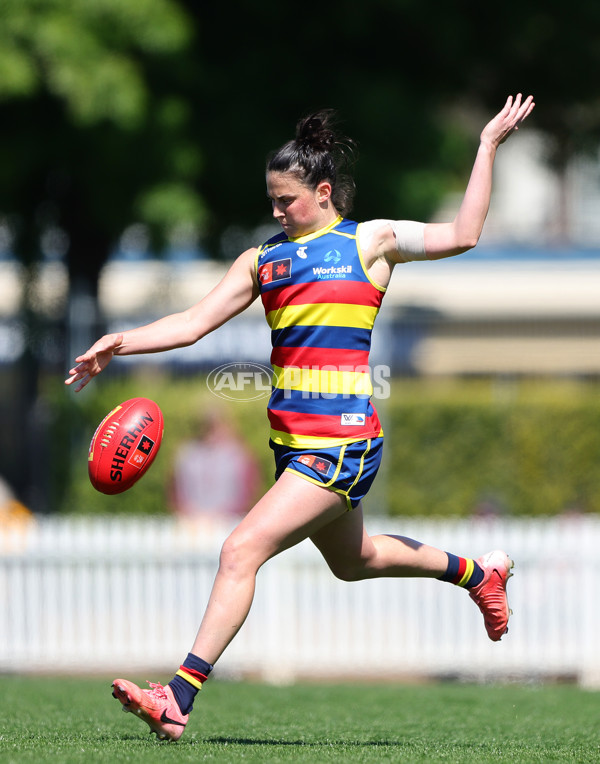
xmin=1 ymin=677 xmax=600 ymax=763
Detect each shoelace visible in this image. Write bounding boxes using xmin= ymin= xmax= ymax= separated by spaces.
xmin=146 ymin=681 xmax=168 ymax=700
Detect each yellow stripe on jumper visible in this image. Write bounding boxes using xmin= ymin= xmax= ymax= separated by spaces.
xmin=266 ymin=302 xmax=379 ymax=331
xmin=272 ymin=364 xmax=373 ymax=397
xmin=270 ymin=429 xmax=373 ymax=449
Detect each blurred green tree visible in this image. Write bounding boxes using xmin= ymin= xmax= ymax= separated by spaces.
xmin=0 ymin=0 xmax=203 ymax=285
xmin=3 ymin=0 xmax=600 ymax=290
xmin=0 ymin=0 xmax=202 ymax=508
xmin=183 ymin=0 xmax=600 ymax=248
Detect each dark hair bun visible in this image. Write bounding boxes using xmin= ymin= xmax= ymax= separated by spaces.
xmin=296 ymin=111 xmax=337 ymax=153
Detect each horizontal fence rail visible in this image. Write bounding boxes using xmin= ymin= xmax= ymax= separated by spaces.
xmin=1 ymin=515 xmax=599 ymax=685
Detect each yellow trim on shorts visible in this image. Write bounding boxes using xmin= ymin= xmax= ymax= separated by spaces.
xmin=283 ymin=442 xmax=364 ymax=512
xmin=345 ymin=439 xmax=371 ymax=497
xmin=323 ymin=444 xmax=346 ymax=487
xmin=283 ymin=468 xmax=355 ymax=511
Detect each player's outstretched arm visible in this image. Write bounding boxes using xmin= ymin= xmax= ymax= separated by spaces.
xmin=65 ymin=247 xmax=259 ymax=392
xmin=424 ymin=93 xmax=535 ymax=260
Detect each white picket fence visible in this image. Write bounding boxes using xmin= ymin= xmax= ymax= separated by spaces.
xmin=1 ymin=515 xmax=599 ymax=685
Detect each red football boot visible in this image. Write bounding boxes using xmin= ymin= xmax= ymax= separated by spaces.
xmin=469 ymin=550 xmax=514 ymax=641
xmin=112 ymin=678 xmax=188 ymax=741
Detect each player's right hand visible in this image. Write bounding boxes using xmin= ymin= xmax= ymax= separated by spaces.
xmin=65 ymin=333 xmax=123 ymax=392
xmin=480 ymin=93 xmax=535 ymax=149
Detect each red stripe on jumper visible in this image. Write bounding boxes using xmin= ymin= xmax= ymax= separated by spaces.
xmin=261 ymin=280 xmax=383 ymax=313
xmin=268 ymin=409 xmax=382 ymax=439
xmin=271 ymin=346 xmax=371 ymax=370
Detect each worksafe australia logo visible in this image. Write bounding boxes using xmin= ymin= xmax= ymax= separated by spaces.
xmin=207 ymin=362 xmax=272 ymax=402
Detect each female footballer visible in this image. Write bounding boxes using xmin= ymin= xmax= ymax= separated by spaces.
xmin=66 ymin=93 xmax=534 ymax=741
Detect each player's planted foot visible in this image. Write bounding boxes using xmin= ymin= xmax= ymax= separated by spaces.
xmin=469 ymin=550 xmax=514 ymax=641
xmin=112 ymin=678 xmax=189 ymax=741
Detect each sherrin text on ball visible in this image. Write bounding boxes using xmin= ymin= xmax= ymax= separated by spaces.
xmin=88 ymin=397 xmax=164 ymax=494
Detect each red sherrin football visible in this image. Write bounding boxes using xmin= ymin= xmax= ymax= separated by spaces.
xmin=88 ymin=398 xmax=164 ymax=495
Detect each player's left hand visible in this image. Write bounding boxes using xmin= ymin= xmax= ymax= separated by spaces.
xmin=480 ymin=94 xmax=535 ymax=148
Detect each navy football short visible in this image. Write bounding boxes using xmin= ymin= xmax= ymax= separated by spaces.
xmin=270 ymin=437 xmax=384 ymax=510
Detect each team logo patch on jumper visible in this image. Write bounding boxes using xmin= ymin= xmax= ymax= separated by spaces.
xmin=127 ymin=436 xmax=156 ymax=469
xmin=340 ymin=413 xmax=366 ymax=426
xmin=297 ymin=454 xmax=333 ymax=477
xmin=258 ymin=258 xmax=292 ymax=284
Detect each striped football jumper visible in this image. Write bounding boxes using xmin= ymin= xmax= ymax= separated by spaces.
xmin=256 ymin=216 xmax=386 ymax=449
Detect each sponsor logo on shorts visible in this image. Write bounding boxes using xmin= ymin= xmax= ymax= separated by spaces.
xmin=340 ymin=413 xmax=366 ymax=426
xmin=297 ymin=454 xmax=333 ymax=477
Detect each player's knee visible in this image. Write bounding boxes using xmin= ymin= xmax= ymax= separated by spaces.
xmin=219 ymin=534 xmax=250 ymax=575
xmin=327 ymin=558 xmax=368 ymax=582
xmin=218 ymin=531 xmax=263 ymax=576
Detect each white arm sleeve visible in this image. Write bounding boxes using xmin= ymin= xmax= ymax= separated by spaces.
xmin=390 ymin=220 xmax=427 ymax=261
xmin=359 ymin=219 xmax=427 ymax=262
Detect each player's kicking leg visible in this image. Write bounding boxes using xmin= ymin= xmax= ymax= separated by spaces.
xmin=311 ymin=508 xmax=514 ymax=642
